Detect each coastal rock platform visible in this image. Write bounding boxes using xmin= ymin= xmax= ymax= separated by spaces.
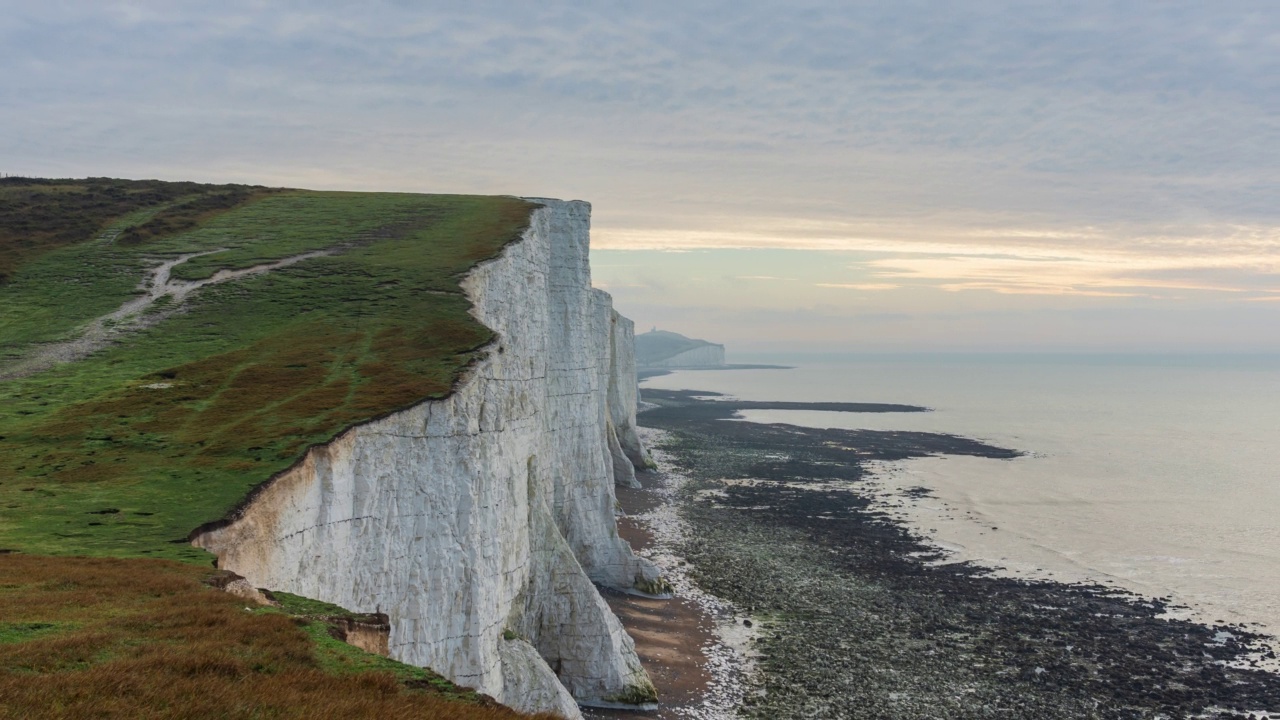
xmin=635 ymin=388 xmax=1280 ymax=720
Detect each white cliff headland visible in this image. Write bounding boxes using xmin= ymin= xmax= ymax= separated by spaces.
xmin=193 ymin=199 xmax=663 ymax=719
xmin=635 ymin=329 xmax=726 ymax=369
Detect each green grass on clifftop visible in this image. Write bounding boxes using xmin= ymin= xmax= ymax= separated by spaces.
xmin=0 ymin=179 xmax=535 ymax=562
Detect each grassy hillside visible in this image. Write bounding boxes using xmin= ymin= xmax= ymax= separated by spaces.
xmin=0 ymin=554 xmax=560 ymax=720
xmin=0 ymin=179 xmax=534 ymax=562
xmin=0 ymin=178 xmax=548 ymax=718
xmin=0 ymin=177 xmax=278 ymax=286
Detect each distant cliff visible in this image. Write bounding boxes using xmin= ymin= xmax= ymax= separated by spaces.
xmin=193 ymin=199 xmax=661 ymax=719
xmin=635 ymin=329 xmax=725 ymax=368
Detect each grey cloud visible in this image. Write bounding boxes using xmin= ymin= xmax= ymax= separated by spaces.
xmin=2 ymin=1 xmax=1277 ymax=229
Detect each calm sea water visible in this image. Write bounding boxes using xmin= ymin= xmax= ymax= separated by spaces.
xmin=642 ymin=354 xmax=1280 ymax=636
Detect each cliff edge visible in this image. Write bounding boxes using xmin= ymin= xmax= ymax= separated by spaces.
xmin=193 ymin=199 xmax=661 ymax=718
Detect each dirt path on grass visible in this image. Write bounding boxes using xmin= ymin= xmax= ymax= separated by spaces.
xmin=0 ymin=249 xmax=332 ymax=381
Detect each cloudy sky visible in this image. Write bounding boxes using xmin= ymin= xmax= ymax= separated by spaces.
xmin=5 ymin=1 xmax=1279 ymax=353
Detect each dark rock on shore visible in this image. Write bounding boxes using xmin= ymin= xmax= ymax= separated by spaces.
xmin=639 ymin=389 xmax=1280 ymax=719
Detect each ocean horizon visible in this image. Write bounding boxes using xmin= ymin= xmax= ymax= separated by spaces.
xmin=642 ymin=352 xmax=1280 ymax=639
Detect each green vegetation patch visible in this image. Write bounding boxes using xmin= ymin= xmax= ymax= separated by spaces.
xmin=265 ymin=591 xmax=482 ymax=700
xmin=296 ymin=621 xmax=482 ymax=702
xmin=606 ymin=681 xmax=659 ymax=705
xmin=0 ymin=179 xmax=535 ymax=562
xmin=269 ymin=590 xmax=368 ymax=620
xmin=0 ymin=622 xmax=67 ymax=645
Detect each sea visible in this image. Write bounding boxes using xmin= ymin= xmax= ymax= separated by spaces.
xmin=641 ymin=354 xmax=1280 ymax=638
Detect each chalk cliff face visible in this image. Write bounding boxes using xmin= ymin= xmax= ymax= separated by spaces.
xmin=192 ymin=199 xmax=659 ymax=719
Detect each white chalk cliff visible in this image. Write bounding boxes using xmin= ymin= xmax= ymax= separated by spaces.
xmin=192 ymin=199 xmax=662 ymax=719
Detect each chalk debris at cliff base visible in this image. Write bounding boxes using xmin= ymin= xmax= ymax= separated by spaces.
xmin=585 ymin=428 xmax=760 ymax=720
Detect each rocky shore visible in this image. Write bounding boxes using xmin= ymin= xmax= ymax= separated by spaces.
xmin=584 ymin=432 xmax=756 ymax=720
xmin=633 ymin=388 xmax=1280 ymax=720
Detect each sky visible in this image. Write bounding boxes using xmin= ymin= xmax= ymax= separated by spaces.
xmin=3 ymin=1 xmax=1279 ymax=353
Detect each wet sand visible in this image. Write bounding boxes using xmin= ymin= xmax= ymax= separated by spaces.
xmin=584 ymin=480 xmax=720 ymax=720
xmin=584 ymin=460 xmax=762 ymax=720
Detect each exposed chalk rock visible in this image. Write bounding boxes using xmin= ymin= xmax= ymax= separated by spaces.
xmin=329 ymin=615 xmax=392 ymax=657
xmin=203 ymin=570 xmax=275 ymax=607
xmin=499 ymin=637 xmax=582 ymax=716
xmin=607 ymin=311 xmax=651 ymax=482
xmin=193 ymin=199 xmax=659 ymax=718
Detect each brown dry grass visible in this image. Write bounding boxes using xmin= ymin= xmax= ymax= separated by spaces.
xmin=115 ymin=188 xmax=277 ymax=247
xmin=0 ymin=177 xmax=269 ymax=284
xmin=0 ymin=555 xmax=564 ymax=720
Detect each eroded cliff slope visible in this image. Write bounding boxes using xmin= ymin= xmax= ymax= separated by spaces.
xmin=193 ymin=199 xmax=660 ymax=719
